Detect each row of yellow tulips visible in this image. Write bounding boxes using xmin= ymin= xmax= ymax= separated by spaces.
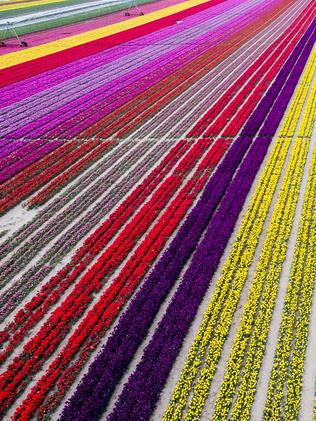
xmin=264 ymin=71 xmax=316 ymax=420
xmin=163 ymin=45 xmax=316 ymax=421
xmin=0 ymin=0 xmax=64 ymax=13
xmin=212 ymin=48 xmax=316 ymax=420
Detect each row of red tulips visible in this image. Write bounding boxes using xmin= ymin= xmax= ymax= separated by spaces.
xmin=0 ymin=140 xmax=78 ymax=198
xmin=27 ymin=140 xmax=114 ymax=207
xmin=0 ymin=139 xmax=102 ymax=214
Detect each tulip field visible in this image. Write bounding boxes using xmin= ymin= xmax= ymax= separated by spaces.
xmin=0 ymin=0 xmax=316 ymax=419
